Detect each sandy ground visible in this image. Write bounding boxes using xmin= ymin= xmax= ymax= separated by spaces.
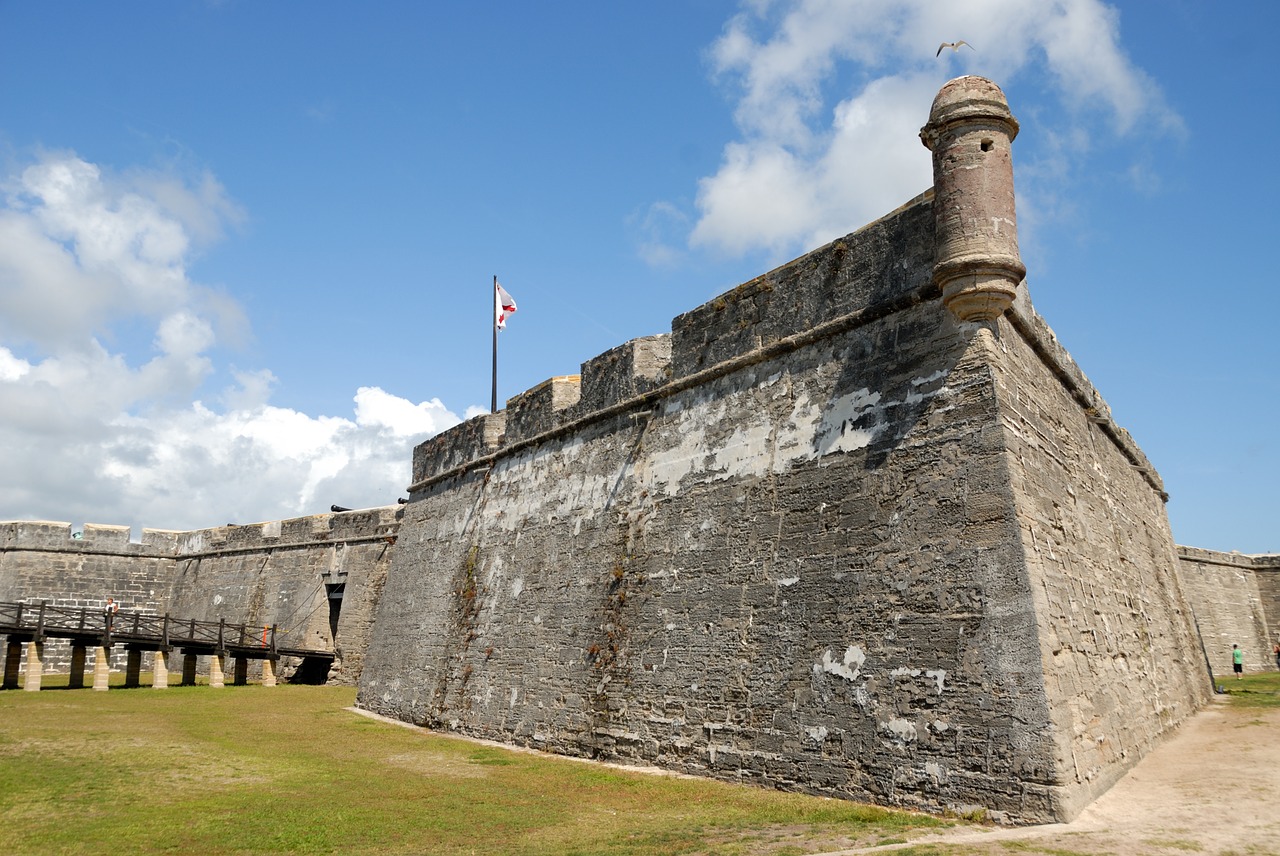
xmin=829 ymin=694 xmax=1280 ymax=856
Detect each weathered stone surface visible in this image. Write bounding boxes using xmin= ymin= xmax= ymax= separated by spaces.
xmin=2 ymin=74 xmax=1265 ymax=830
xmin=504 ymin=375 xmax=583 ymax=443
xmin=989 ymin=292 xmax=1209 ymax=818
xmin=1176 ymin=546 xmax=1276 ymax=675
xmin=355 ymin=78 xmax=1219 ymax=824
xmin=1256 ymin=561 xmax=1280 ymax=652
xmin=921 ymin=76 xmax=1025 ymax=322
xmin=0 ymin=508 xmax=400 ymax=682
xmin=412 ymin=413 xmax=506 ymax=486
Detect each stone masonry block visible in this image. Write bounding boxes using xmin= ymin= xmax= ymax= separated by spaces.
xmin=670 ymin=194 xmax=934 ymax=378
xmin=504 ymin=375 xmax=583 ymax=443
xmin=82 ymin=524 xmax=131 ymax=549
xmin=141 ymin=529 xmax=182 ymax=552
xmin=578 ymin=335 xmax=673 ymax=413
xmin=412 ymin=412 xmax=508 ymax=486
xmin=0 ymin=521 xmax=73 ymax=549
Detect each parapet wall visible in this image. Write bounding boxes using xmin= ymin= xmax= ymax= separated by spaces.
xmin=0 ymin=507 xmax=401 ymax=683
xmin=408 ymin=193 xmax=939 ymax=491
xmin=1176 ymin=546 xmax=1277 ymax=675
xmin=0 ymin=521 xmax=176 ymax=619
xmin=1255 ymin=556 xmax=1280 ymax=648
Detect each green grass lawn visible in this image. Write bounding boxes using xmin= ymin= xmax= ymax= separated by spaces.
xmin=1218 ymin=668 xmax=1280 ymax=708
xmin=0 ymin=679 xmax=946 ymax=855
xmin=7 ymin=672 xmax=1276 ymax=855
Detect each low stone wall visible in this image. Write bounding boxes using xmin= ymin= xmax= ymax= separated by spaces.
xmin=0 ymin=521 xmax=177 ymax=616
xmin=0 ymin=521 xmax=177 ymax=671
xmin=0 ymin=507 xmax=401 ymax=682
xmin=1176 ymin=546 xmax=1276 ymax=675
xmin=1256 ymin=558 xmax=1280 ymax=653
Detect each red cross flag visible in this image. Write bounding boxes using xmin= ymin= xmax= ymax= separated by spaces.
xmin=495 ymin=281 xmax=517 ymax=330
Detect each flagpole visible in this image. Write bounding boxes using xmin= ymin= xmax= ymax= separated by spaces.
xmin=491 ymin=275 xmax=499 ymax=413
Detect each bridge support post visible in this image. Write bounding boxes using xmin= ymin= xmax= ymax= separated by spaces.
xmin=262 ymin=657 xmax=277 ymax=687
xmin=92 ymin=646 xmax=111 ymax=691
xmin=209 ymin=653 xmax=226 ymax=688
xmin=153 ymin=651 xmax=169 ymax=689
xmin=181 ymin=653 xmax=197 ymax=686
xmin=3 ymin=640 xmax=20 ymax=689
xmin=125 ymin=649 xmax=142 ymax=688
xmin=23 ymin=641 xmax=44 ymax=691
xmin=69 ymin=644 xmax=87 ymax=689
xmin=233 ymin=657 xmax=248 ymax=686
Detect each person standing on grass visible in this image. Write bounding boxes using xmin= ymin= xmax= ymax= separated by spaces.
xmin=1273 ymin=641 xmax=1279 ymax=670
xmin=1232 ymin=644 xmax=1244 ymax=680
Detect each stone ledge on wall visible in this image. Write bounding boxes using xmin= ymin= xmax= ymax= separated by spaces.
xmin=1 ymin=506 xmax=403 ymax=561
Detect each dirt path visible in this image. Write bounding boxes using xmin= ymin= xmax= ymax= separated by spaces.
xmin=829 ymin=695 xmax=1280 ymax=856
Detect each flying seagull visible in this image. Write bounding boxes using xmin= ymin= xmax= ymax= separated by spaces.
xmin=936 ymin=40 xmax=973 ymax=56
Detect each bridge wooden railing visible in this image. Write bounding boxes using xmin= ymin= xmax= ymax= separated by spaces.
xmin=0 ymin=600 xmax=330 ymax=660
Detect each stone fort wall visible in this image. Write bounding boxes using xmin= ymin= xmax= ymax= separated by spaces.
xmin=2 ymin=76 xmax=1271 ymax=826
xmin=1175 ymin=546 xmax=1278 ymax=677
xmin=353 ymin=77 xmax=1216 ymax=824
xmin=0 ymin=507 xmax=399 ymax=681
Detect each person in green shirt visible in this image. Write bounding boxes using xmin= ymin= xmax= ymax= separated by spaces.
xmin=1232 ymin=644 xmax=1244 ymax=679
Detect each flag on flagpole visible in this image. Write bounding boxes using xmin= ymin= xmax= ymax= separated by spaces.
xmin=495 ymin=281 xmax=517 ymax=330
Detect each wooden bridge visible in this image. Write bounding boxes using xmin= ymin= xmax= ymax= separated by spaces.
xmin=0 ymin=600 xmax=334 ymax=691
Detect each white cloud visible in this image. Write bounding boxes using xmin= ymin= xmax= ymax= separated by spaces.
xmin=0 ymin=152 xmax=243 ymax=352
xmin=684 ymin=0 xmax=1180 ymax=258
xmin=0 ymin=346 xmax=31 ymax=382
xmin=353 ymin=386 xmax=461 ymax=438
xmin=629 ymin=201 xmax=690 ymax=267
xmin=0 ymin=151 xmax=462 ymax=533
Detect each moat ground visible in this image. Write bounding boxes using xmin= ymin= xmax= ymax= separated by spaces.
xmin=1 ymin=673 xmax=1275 ymax=855
xmin=358 ymin=675 xmax=1280 ymax=856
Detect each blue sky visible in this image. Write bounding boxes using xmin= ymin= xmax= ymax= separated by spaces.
xmin=0 ymin=1 xmax=1275 ymax=553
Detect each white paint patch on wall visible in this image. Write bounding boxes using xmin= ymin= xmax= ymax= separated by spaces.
xmin=882 ymin=718 xmax=917 ymax=742
xmin=637 ymin=366 xmax=956 ymax=496
xmin=774 ymin=390 xmax=819 ymax=468
xmin=642 ymin=405 xmax=717 ymax=496
xmin=485 ymin=554 xmax=507 ymax=590
xmin=815 ymin=388 xmax=884 ymax=456
xmin=475 ymin=440 xmax=619 ymax=533
xmin=472 ymin=362 xmax=961 ymax=533
xmin=711 ymin=419 xmax=776 ymax=481
xmin=817 ymin=645 xmax=866 ymax=681
xmin=911 ymin=370 xmax=948 ymax=387
xmin=926 ymin=669 xmax=946 ymax=693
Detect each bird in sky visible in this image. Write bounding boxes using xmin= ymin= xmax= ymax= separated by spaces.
xmin=936 ymin=40 xmax=973 ymax=56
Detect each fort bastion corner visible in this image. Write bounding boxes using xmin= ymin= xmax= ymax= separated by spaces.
xmin=2 ymin=77 xmax=1277 ymax=825
xmin=351 ymin=75 xmax=1231 ymax=824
